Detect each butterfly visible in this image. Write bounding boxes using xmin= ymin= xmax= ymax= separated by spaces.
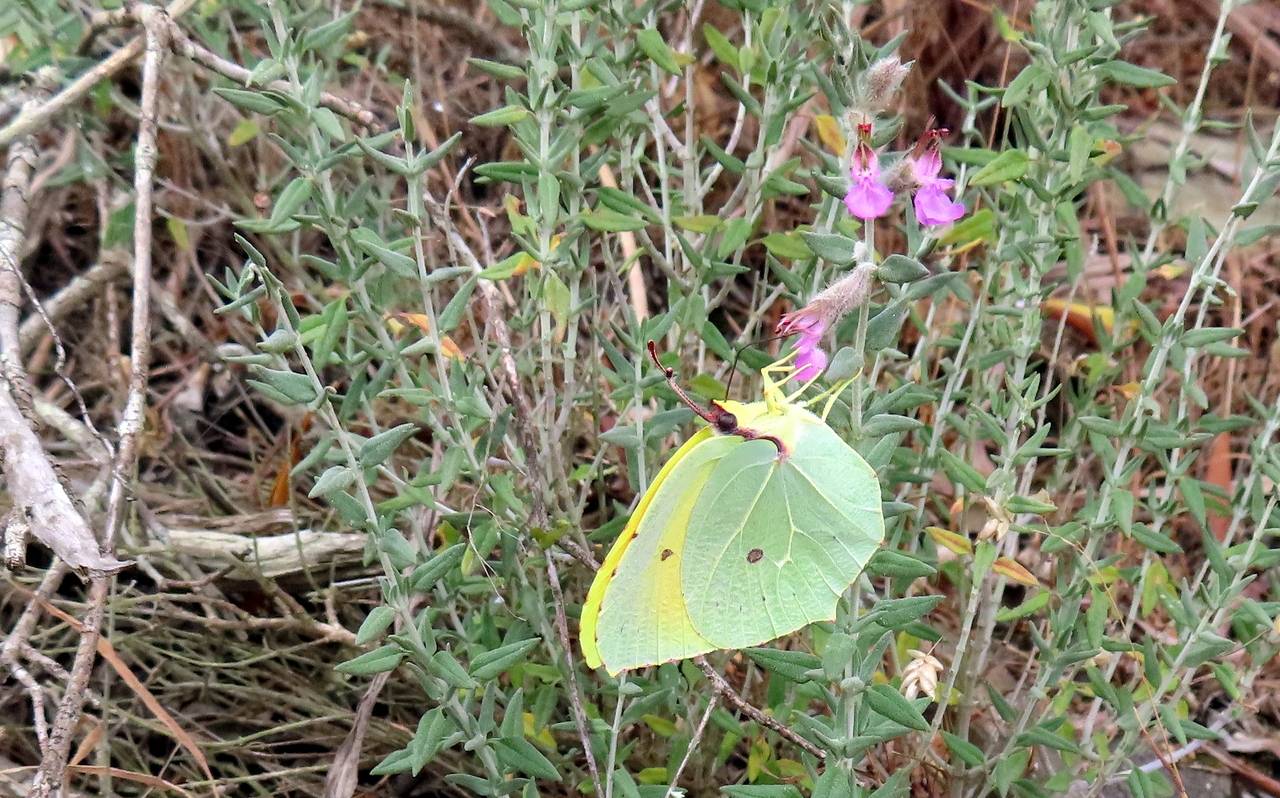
xmin=580 ymin=341 xmax=884 ymax=675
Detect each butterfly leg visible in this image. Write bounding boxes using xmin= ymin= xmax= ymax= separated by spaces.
xmin=759 ymin=351 xmax=799 ymax=410
xmin=797 ymin=376 xmax=856 ymax=421
xmin=784 ymin=371 xmax=830 ymax=405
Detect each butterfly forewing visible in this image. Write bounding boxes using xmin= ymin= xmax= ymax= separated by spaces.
xmin=584 ymin=433 xmax=741 ymax=674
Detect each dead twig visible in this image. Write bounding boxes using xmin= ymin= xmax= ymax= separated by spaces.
xmin=29 ymin=9 xmax=168 ymax=793
xmin=0 ymin=0 xmax=198 ymax=148
xmin=0 ymin=84 xmax=127 ymax=577
xmin=323 ymin=672 xmax=390 ymax=798
xmin=168 ymin=25 xmax=381 ymax=130
xmin=695 ymin=656 xmax=828 ymax=760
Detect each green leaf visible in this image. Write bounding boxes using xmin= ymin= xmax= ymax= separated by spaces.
xmin=302 ymin=10 xmax=356 ymax=51
xmin=359 ymin=423 xmax=418 ymax=468
xmin=495 ymin=736 xmax=561 ymax=780
xmin=1094 ymin=60 xmax=1176 ymax=88
xmin=939 ymin=450 xmax=987 ymax=493
xmin=941 ymin=731 xmax=984 ymax=767
xmin=642 ymin=713 xmax=677 ymax=737
xmin=761 ymin=232 xmax=812 ymax=260
xmin=250 ymin=366 xmax=317 ymax=404
xmin=744 ymin=647 xmax=822 ymax=683
xmin=430 ymin=650 xmax=479 ymax=688
xmin=480 ymin=252 xmax=526 ymax=280
xmin=993 ymin=748 xmax=1029 ymax=797
xmin=636 ymin=28 xmax=681 ymax=75
xmin=213 ymin=87 xmax=288 ymax=115
xmin=467 ymin=57 xmax=525 ymax=80
xmin=1015 ymin=725 xmax=1081 ymax=754
xmin=258 ymin=329 xmax=299 ymax=354
xmin=1131 ymin=523 xmax=1183 ymax=555
xmin=1001 ymin=64 xmax=1049 ymax=107
xmin=439 ymin=277 xmax=477 ymax=332
xmin=866 ymin=595 xmax=944 ymax=629
xmin=1067 ymin=124 xmax=1091 ymax=183
xmin=370 ymin=747 xmax=413 ymax=776
xmin=876 ymin=254 xmax=928 ymax=283
xmin=336 ymin=643 xmax=403 ymax=675
xmin=864 ymin=684 xmax=929 ymax=731
xmin=582 ymin=208 xmax=647 ymax=232
xmin=721 ymin=786 xmax=803 ymax=798
xmin=995 ymin=590 xmax=1049 ymax=622
xmin=1110 ymin=487 xmax=1134 ymax=535
xmin=867 ymin=770 xmax=909 ymax=798
xmin=865 ymin=301 xmax=908 ymax=351
xmin=801 ymin=232 xmax=859 ymax=265
xmin=674 ymin=215 xmax=722 ymax=233
xmin=544 ymin=270 xmax=571 ymax=329
xmin=1181 ymin=327 xmax=1243 ymax=347
xmin=866 ymin=550 xmax=936 ymax=580
xmin=351 ymin=227 xmax=417 ymax=277
xmin=227 ymin=118 xmax=260 ymax=146
xmin=703 ymin=25 xmax=740 ymax=70
xmin=308 ymin=465 xmax=355 ymax=499
xmin=938 ymin=208 xmax=995 ymax=246
xmin=470 ymin=638 xmax=541 ymax=680
xmin=969 ymin=150 xmax=1029 ymax=187
xmin=355 ymin=606 xmax=397 ymax=645
xmin=469 ymin=104 xmax=531 ymax=127
xmin=1182 ymin=632 xmax=1233 ymax=668
xmin=717 ymin=217 xmax=755 ymax=259
xmin=411 ymin=543 xmax=467 ymax=590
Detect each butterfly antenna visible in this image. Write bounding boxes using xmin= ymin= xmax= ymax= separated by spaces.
xmin=647 ymin=341 xmax=719 ymax=426
xmin=723 ymin=334 xmax=788 ymax=399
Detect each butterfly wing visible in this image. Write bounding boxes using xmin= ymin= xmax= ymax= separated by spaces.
xmin=580 ymin=430 xmax=742 ymax=674
xmin=681 ymin=403 xmax=883 ymax=649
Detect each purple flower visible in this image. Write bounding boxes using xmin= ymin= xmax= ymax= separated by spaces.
xmin=907 ymin=131 xmax=965 ymax=227
xmin=793 ymin=337 xmax=828 ymax=382
xmin=844 ymin=124 xmax=893 ymax=221
xmin=777 ymin=309 xmax=829 ymax=382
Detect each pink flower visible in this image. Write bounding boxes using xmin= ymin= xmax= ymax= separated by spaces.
xmin=844 ymin=124 xmax=893 ymax=221
xmin=907 ymin=130 xmax=964 ymax=227
xmin=777 ymin=309 xmax=829 ymax=382
xmin=793 ymin=338 xmax=828 ymax=381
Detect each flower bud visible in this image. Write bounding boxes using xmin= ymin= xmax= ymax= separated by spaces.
xmin=861 ymin=57 xmax=910 ymax=114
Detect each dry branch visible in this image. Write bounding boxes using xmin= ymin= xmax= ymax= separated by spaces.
xmin=0 ymin=90 xmax=127 ymax=577
xmin=27 ymin=8 xmax=169 ymax=792
xmin=135 ymin=526 xmax=366 ymax=579
xmin=0 ymin=0 xmax=199 ymax=148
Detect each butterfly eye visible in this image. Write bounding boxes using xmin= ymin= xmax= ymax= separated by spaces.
xmin=715 ymin=413 xmax=738 ymax=434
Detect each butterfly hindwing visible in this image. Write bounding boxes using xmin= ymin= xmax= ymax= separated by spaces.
xmin=681 ymin=402 xmax=884 ymax=650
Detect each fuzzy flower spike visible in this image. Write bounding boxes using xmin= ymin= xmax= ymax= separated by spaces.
xmin=776 ymin=261 xmax=874 ymax=383
xmin=844 ymin=123 xmax=894 ymax=221
xmin=908 ymin=126 xmax=965 ymax=227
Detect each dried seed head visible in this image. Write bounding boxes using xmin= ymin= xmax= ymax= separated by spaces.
xmin=881 ymin=157 xmax=914 ymax=194
xmin=901 ymin=648 xmax=944 ymax=701
xmin=861 ymin=57 xmax=911 ymax=114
